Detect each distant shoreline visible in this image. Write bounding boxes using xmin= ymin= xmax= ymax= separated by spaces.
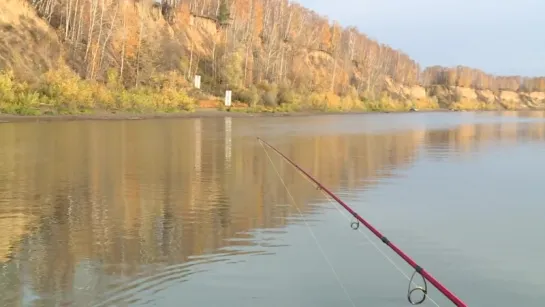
xmin=0 ymin=108 xmax=435 ymax=123
xmin=1 ymin=108 xmax=541 ymax=124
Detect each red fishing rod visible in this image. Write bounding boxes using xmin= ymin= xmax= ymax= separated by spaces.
xmin=258 ymin=137 xmax=467 ymax=307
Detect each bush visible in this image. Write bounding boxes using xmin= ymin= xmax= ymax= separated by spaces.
xmin=38 ymin=66 xmax=97 ymax=113
xmin=450 ymin=99 xmax=491 ymax=111
xmin=277 ymin=85 xmax=301 ymax=106
xmin=413 ymin=97 xmax=440 ymax=110
xmin=261 ymin=84 xmax=279 ymax=107
xmin=363 ymin=93 xmax=407 ymax=112
xmin=0 ymin=68 xmax=196 ymax=115
xmin=0 ymin=70 xmax=42 ymax=115
xmin=234 ymin=85 xmax=260 ymax=107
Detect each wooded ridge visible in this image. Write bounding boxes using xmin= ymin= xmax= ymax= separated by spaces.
xmin=1 ymin=0 xmax=544 ymax=115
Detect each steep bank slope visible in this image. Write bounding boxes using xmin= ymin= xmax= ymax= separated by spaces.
xmin=387 ymin=82 xmax=545 ymax=111
xmin=0 ymin=0 xmax=63 ymax=81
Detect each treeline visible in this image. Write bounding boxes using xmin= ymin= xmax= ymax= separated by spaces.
xmin=27 ymin=0 xmax=420 ymax=99
xmin=20 ymin=0 xmax=545 ymax=104
xmin=422 ymin=66 xmax=545 ymax=93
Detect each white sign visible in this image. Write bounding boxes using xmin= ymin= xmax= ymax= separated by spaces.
xmin=225 ymin=90 xmax=232 ymax=107
xmin=194 ymin=75 xmax=201 ymax=89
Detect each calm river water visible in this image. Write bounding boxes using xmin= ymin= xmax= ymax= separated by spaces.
xmin=1 ymin=111 xmax=545 ymax=307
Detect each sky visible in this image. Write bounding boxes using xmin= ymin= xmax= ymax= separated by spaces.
xmin=297 ymin=0 xmax=545 ymax=77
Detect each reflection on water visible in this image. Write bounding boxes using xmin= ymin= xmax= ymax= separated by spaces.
xmin=0 ymin=111 xmax=544 ymax=306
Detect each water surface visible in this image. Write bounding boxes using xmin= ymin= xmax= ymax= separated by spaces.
xmin=1 ymin=111 xmax=544 ymax=306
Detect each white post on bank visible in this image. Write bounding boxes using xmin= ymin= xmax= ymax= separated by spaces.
xmin=194 ymin=75 xmax=201 ymax=89
xmin=225 ymin=90 xmax=232 ymax=107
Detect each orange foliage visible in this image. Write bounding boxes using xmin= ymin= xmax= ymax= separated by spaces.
xmin=253 ymin=0 xmax=264 ymax=38
xmin=177 ymin=1 xmax=191 ymax=25
xmin=234 ymin=0 xmax=251 ymax=21
xmin=330 ymin=21 xmax=341 ymax=51
xmin=110 ymin=3 xmax=140 ymax=59
xmin=319 ymin=21 xmax=331 ymax=50
xmin=287 ymin=6 xmax=303 ymax=42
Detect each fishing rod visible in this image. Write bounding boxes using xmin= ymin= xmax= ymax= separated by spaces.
xmin=257 ymin=137 xmax=467 ymax=307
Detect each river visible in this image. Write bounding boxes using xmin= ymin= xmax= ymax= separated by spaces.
xmin=1 ymin=111 xmax=544 ymax=307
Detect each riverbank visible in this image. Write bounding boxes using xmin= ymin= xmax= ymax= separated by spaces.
xmin=0 ymin=108 xmax=449 ymax=123
xmin=2 ymin=67 xmax=543 ymax=124
xmin=4 ymin=68 xmax=545 ymax=123
xmin=7 ymin=108 xmax=544 ymax=124
xmin=0 ymin=68 xmax=426 ymax=120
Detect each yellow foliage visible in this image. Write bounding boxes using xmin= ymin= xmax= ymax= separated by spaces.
xmin=320 ymin=22 xmax=331 ymax=49
xmin=339 ymin=95 xmax=361 ymax=111
xmin=41 ymin=65 xmax=96 ymax=112
xmin=413 ymin=97 xmax=440 ymax=110
xmin=450 ymin=98 xmax=499 ymax=111
xmin=364 ymin=94 xmax=406 ymax=112
xmin=0 ymin=70 xmax=42 ymax=115
xmin=111 ymin=3 xmax=141 ymax=59
xmin=324 ymin=92 xmax=341 ymax=109
xmin=1 ymin=68 xmax=195 ymax=115
xmin=305 ymin=92 xmax=327 ymax=110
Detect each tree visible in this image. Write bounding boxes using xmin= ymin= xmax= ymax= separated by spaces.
xmin=218 ymin=0 xmax=230 ymax=25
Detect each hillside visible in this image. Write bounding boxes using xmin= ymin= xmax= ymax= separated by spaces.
xmin=1 ymin=0 xmax=544 ymax=114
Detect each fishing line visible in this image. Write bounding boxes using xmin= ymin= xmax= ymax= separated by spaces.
xmin=307 ymin=177 xmax=438 ymax=306
xmin=257 ymin=137 xmax=466 ymax=307
xmin=259 ymin=141 xmax=357 ymax=307
xmin=276 ymin=151 xmax=438 ymax=306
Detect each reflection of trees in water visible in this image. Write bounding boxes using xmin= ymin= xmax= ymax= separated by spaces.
xmin=0 ymin=114 xmax=544 ymax=304
xmin=425 ymin=120 xmax=545 ymax=160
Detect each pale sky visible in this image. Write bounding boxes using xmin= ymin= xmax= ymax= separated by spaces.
xmin=297 ymin=0 xmax=545 ymax=77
